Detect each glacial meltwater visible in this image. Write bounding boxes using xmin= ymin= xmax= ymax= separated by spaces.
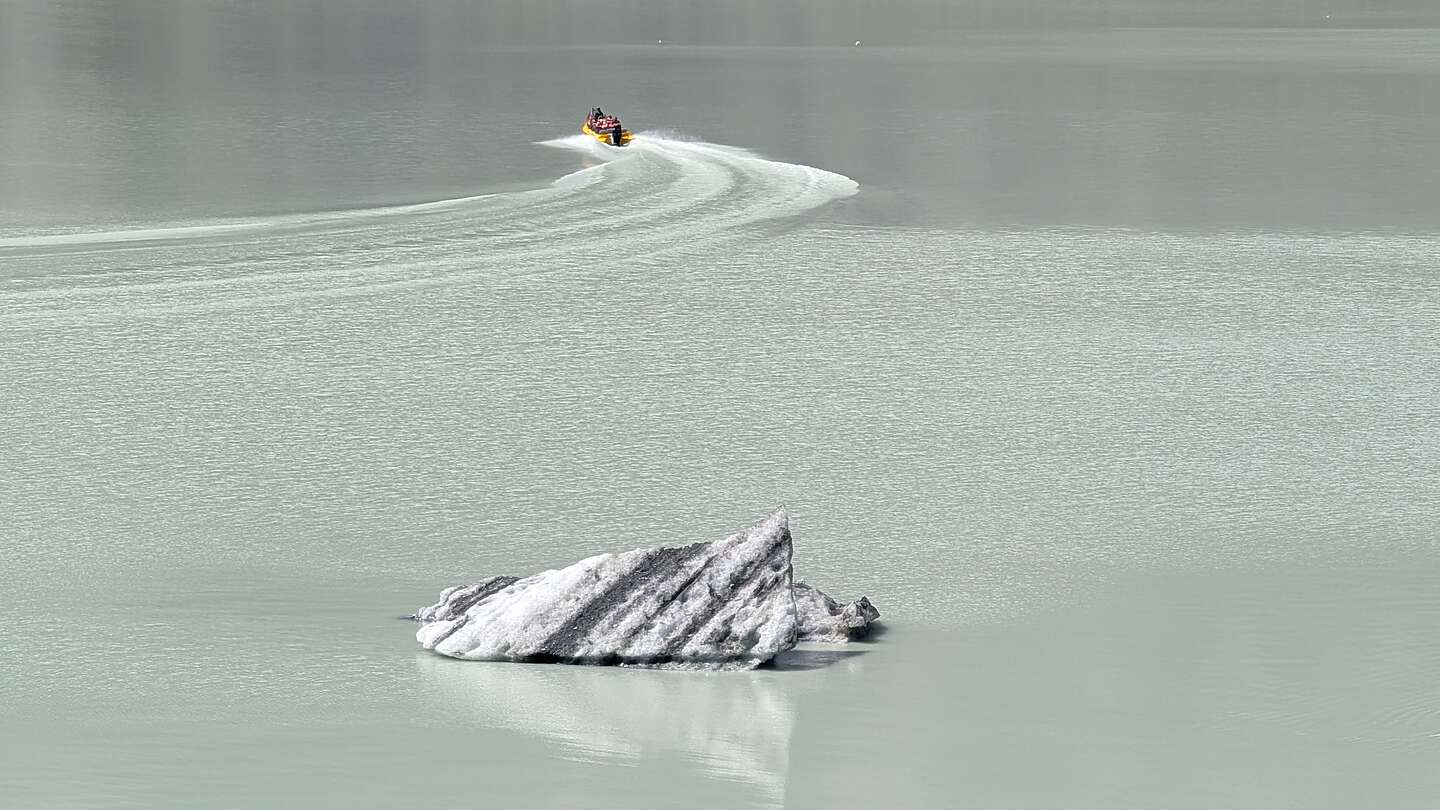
xmin=3 ymin=2 xmax=1439 ymax=807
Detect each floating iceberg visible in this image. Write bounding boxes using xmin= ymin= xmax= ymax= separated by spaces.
xmin=792 ymin=582 xmax=880 ymax=643
xmin=414 ymin=510 xmax=880 ymax=669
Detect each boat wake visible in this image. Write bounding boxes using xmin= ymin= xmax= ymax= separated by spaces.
xmin=0 ymin=135 xmax=857 ymax=327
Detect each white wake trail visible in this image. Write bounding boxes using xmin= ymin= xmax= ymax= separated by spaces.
xmin=0 ymin=135 xmax=858 ymax=326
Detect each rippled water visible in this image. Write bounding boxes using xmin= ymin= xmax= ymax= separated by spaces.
xmin=3 ymin=2 xmax=1439 ymax=807
xmin=0 ymin=135 xmax=855 ymax=321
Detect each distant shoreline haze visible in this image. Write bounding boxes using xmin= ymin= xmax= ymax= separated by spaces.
xmin=3 ymin=1 xmax=1440 ymax=56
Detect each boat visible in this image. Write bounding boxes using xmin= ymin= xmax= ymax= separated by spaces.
xmin=582 ymin=107 xmax=633 ymax=147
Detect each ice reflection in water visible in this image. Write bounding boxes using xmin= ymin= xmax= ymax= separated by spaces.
xmin=414 ymin=652 xmax=842 ymax=806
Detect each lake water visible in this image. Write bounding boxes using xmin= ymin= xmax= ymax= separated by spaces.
xmin=3 ymin=2 xmax=1439 ymax=807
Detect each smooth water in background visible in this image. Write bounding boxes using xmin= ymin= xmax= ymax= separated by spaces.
xmin=3 ymin=2 xmax=1439 ymax=807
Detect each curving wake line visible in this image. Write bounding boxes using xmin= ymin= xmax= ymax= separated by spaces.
xmin=0 ymin=135 xmax=857 ymax=327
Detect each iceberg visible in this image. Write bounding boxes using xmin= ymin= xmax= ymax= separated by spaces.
xmin=416 ymin=510 xmax=800 ymax=669
xmin=414 ymin=509 xmax=881 ymax=669
xmin=792 ymin=582 xmax=880 ymax=642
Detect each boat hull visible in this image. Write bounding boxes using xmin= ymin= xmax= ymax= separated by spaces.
xmin=582 ymin=122 xmax=633 ymax=147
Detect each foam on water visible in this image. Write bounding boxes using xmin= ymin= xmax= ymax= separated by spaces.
xmin=0 ymin=136 xmax=857 ymax=327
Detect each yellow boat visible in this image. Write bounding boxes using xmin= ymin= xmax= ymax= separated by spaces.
xmin=583 ymin=108 xmax=633 ymax=147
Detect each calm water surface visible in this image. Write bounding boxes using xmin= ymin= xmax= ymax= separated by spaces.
xmin=2 ymin=2 xmax=1438 ymax=807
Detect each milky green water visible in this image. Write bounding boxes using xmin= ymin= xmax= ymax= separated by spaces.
xmin=3 ymin=3 xmax=1439 ymax=807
